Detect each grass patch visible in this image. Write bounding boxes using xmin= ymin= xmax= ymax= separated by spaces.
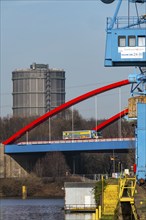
xmin=93 ymin=179 xmax=107 ymax=206
xmin=93 ymin=178 xmax=119 ymax=206
xmin=106 ymin=178 xmax=119 ymax=185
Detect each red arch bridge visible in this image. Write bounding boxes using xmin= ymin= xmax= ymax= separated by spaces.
xmin=3 ymin=79 xmax=135 ymax=154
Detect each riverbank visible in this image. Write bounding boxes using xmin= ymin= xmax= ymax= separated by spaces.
xmin=0 ymin=175 xmax=82 ymax=198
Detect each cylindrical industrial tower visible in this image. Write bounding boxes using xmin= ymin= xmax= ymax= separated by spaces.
xmin=12 ymin=63 xmax=65 ymax=117
xmin=48 ymin=68 xmax=66 ymax=111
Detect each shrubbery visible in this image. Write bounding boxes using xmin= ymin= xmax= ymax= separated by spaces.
xmin=0 ymin=175 xmax=81 ymax=198
xmin=0 ymin=176 xmax=44 ymax=197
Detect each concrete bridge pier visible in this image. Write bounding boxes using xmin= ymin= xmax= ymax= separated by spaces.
xmin=0 ymin=144 xmax=28 ymax=178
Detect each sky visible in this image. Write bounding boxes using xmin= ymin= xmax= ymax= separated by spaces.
xmin=0 ymin=0 xmax=146 ymax=119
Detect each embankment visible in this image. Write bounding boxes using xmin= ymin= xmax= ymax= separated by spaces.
xmin=0 ymin=175 xmax=82 ymax=198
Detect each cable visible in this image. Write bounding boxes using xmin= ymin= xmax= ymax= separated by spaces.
xmin=135 ymin=2 xmax=141 ymax=28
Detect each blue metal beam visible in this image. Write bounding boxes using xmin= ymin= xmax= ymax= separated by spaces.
xmin=108 ymin=0 xmax=122 ymax=30
xmin=136 ymin=103 xmax=146 ymax=181
xmin=4 ymin=140 xmax=135 ymax=154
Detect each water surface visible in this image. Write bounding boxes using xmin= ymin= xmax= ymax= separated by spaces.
xmin=0 ymin=198 xmax=92 ymax=220
xmin=0 ymin=198 xmax=64 ymax=220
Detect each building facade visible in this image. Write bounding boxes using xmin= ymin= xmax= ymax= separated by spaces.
xmin=64 ymin=182 xmax=96 ymax=212
xmin=12 ymin=63 xmax=65 ymax=117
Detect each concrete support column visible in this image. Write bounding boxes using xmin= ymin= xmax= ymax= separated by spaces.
xmin=0 ymin=144 xmax=28 ymax=178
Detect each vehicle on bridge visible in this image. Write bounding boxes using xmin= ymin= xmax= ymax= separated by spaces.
xmin=62 ymin=130 xmax=102 ymax=140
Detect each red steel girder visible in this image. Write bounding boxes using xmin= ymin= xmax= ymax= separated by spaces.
xmin=93 ymin=108 xmax=129 ymax=131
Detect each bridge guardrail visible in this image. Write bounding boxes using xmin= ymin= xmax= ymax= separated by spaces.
xmin=17 ymin=138 xmax=135 ymax=145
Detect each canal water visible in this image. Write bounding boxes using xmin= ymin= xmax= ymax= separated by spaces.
xmin=0 ymin=198 xmax=92 ymax=220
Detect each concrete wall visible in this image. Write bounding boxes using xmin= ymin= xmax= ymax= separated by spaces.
xmin=0 ymin=144 xmax=28 ymax=178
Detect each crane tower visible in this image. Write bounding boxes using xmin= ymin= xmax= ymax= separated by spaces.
xmin=101 ymin=0 xmax=146 ymax=183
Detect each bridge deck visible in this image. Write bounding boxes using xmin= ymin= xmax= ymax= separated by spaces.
xmin=4 ymin=138 xmax=135 ymax=154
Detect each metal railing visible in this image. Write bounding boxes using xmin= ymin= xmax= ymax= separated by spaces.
xmin=64 ymin=204 xmax=96 ymax=211
xmin=119 ymin=176 xmax=136 ymax=199
xmin=107 ymin=16 xmax=146 ymax=29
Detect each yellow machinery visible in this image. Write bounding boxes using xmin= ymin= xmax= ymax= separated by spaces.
xmin=118 ymin=176 xmax=138 ymax=220
xmin=92 ymin=176 xmax=139 ymax=220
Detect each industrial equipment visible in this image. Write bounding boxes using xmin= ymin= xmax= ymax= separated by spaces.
xmin=103 ymin=0 xmax=146 ymax=67
xmin=101 ymin=0 xmax=146 ymax=182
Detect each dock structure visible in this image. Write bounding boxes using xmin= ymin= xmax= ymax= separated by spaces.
xmin=64 ymin=177 xmax=146 ymax=219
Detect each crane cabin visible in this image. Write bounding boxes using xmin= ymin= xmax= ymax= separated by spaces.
xmin=105 ymin=28 xmax=146 ymax=67
xmin=103 ymin=0 xmax=146 ymax=67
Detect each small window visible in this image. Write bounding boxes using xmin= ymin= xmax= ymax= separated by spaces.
xmin=118 ymin=36 xmax=126 ymax=47
xmin=128 ymin=36 xmax=136 ymax=47
xmin=138 ymin=36 xmax=146 ymax=46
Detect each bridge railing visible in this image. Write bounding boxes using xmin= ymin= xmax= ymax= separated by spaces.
xmin=17 ymin=138 xmax=135 ymax=145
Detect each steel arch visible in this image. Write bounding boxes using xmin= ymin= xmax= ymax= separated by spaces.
xmin=3 ymin=79 xmax=130 ymax=145
xmin=93 ymin=108 xmax=128 ymax=131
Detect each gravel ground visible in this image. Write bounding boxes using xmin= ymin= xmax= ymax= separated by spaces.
xmin=134 ymin=184 xmax=146 ymax=220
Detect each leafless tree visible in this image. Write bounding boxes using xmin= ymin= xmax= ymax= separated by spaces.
xmin=34 ymin=152 xmax=69 ymax=178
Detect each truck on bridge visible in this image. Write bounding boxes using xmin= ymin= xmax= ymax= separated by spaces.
xmin=63 ymin=130 xmax=102 ymax=140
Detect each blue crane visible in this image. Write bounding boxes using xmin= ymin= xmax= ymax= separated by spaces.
xmin=102 ymin=0 xmax=146 ymax=67
xmin=101 ymin=0 xmax=146 ymax=183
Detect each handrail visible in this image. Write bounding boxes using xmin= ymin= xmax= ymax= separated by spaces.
xmin=119 ymin=176 xmax=136 ymax=199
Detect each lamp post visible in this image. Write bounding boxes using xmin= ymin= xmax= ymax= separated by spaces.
xmin=110 ymin=150 xmax=116 ymax=173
